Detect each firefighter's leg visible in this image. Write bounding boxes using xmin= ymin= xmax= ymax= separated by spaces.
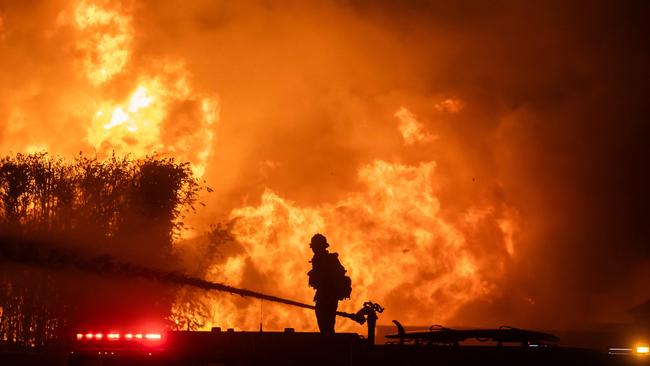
xmin=316 ymin=298 xmax=337 ymax=334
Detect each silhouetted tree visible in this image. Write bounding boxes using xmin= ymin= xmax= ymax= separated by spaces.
xmin=0 ymin=153 xmax=198 ymax=348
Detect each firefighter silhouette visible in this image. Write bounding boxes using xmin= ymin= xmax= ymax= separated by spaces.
xmin=307 ymin=233 xmax=352 ymax=334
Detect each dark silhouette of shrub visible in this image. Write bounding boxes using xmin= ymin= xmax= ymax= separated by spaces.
xmin=0 ymin=153 xmax=199 ymax=348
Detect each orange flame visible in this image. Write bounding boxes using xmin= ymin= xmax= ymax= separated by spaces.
xmin=54 ymin=0 xmax=220 ymax=177
xmin=86 ymin=63 xmax=218 ymax=177
xmin=175 ymin=156 xmax=518 ymax=331
xmin=395 ymin=107 xmax=436 ymax=144
xmin=70 ymin=0 xmax=133 ymax=85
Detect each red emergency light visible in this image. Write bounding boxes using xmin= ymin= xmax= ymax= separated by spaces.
xmin=75 ymin=331 xmax=162 ymax=342
xmin=72 ymin=329 xmax=166 ymax=359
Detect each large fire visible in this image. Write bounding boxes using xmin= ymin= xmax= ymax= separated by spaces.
xmin=3 ymin=0 xmax=649 ymax=341
xmin=171 ymin=108 xmax=518 ymax=331
xmin=2 ymin=0 xmax=523 ymax=333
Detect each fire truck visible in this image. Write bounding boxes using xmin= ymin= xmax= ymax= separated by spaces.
xmin=67 ymin=304 xmax=647 ymax=366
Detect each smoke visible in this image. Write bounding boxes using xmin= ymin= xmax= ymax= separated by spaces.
xmin=0 ymin=0 xmax=648 ymax=330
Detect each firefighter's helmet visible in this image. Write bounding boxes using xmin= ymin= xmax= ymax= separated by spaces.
xmin=310 ymin=233 xmax=329 ymax=249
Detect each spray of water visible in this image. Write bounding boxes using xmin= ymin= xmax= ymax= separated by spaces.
xmin=0 ymin=234 xmax=363 ymax=320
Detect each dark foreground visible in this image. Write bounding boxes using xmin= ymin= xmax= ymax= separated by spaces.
xmin=2 ymin=330 xmax=647 ymax=366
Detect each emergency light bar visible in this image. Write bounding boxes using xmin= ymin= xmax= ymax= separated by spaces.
xmin=75 ymin=332 xmax=162 ymax=341
xmin=71 ymin=329 xmax=166 ymax=361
